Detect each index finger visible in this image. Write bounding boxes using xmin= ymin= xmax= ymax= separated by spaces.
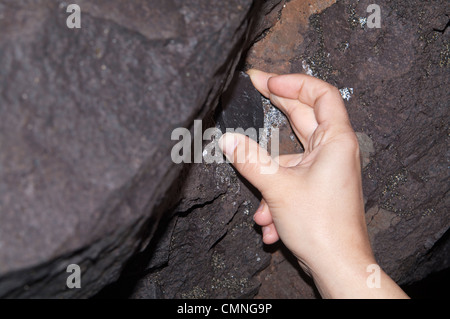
xmin=267 ymin=74 xmax=351 ymax=127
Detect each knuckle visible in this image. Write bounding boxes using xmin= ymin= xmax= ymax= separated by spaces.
xmin=328 ymin=85 xmax=341 ymax=97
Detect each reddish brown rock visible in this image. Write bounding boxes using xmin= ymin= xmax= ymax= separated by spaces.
xmin=247 ymin=0 xmax=337 ymax=74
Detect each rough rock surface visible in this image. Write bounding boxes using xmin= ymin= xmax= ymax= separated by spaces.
xmin=0 ymin=0 xmax=283 ymax=298
xmin=248 ymin=0 xmax=449 ymax=298
xmin=128 ymin=161 xmax=271 ymax=299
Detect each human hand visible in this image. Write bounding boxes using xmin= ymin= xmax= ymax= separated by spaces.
xmin=218 ymin=69 xmax=408 ymax=298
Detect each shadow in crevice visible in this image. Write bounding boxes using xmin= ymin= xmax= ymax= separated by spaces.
xmin=258 ymin=240 xmax=322 ymax=299
xmin=93 ymin=161 xmax=195 ymax=299
xmin=402 ymin=228 xmax=450 ymax=299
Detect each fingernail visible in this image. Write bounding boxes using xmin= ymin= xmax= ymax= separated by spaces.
xmin=218 ymin=133 xmax=238 ymax=158
xmin=246 ymin=68 xmax=258 ymax=77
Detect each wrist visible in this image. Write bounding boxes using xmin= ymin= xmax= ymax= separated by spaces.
xmin=303 ymin=255 xmax=408 ymax=299
xmin=308 ymin=254 xmax=377 ymax=298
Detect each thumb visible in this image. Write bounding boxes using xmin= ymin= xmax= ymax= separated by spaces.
xmin=218 ymin=133 xmax=282 ymax=194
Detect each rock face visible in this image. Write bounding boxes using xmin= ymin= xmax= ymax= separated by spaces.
xmin=0 ymin=0 xmax=283 ymax=298
xmin=248 ymin=0 xmax=449 ymax=298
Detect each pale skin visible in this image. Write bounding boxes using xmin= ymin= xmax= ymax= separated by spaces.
xmin=218 ymin=69 xmax=409 ymax=299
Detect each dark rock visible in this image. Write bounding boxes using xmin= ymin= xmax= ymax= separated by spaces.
xmin=217 ymin=71 xmax=265 ymax=142
xmin=255 ymin=244 xmax=320 ymax=299
xmin=0 ymin=0 xmax=282 ymax=298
